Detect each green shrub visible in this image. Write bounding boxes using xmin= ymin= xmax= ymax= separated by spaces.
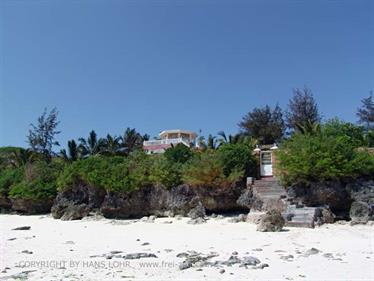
xmin=367 ymin=130 xmax=374 ymax=147
xmin=323 ymin=118 xmax=366 ymax=147
xmin=57 ymin=156 xmax=129 ymax=192
xmin=8 ymin=160 xmax=64 ymax=200
xmin=0 ymin=168 xmax=23 ymax=196
xmin=164 ymin=144 xmax=193 ymax=164
xmin=57 ymin=151 xmax=157 ymax=193
xmin=126 ymin=150 xmax=153 ymax=190
xmin=217 ymin=143 xmax=256 ymax=177
xmin=149 ymin=156 xmax=183 ymax=188
xmin=277 ymin=132 xmax=374 ymax=186
xmin=182 ymin=150 xmax=243 ymax=187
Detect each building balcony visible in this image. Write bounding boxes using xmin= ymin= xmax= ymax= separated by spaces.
xmin=143 ymin=138 xmax=190 ymax=147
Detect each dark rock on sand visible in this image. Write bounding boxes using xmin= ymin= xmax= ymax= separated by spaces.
xmin=241 ymin=256 xmax=261 ymax=266
xmin=122 ymin=253 xmax=157 ymax=259
xmin=188 ymin=204 xmax=206 ymax=219
xmin=350 ymin=201 xmax=372 ymax=224
xmin=21 ymin=250 xmax=33 ymax=254
xmin=257 ymin=209 xmax=285 ymax=232
xmin=314 ymin=207 xmax=335 ymax=226
xmin=304 ymin=248 xmax=320 ymax=256
xmin=12 ymin=226 xmax=31 ymax=230
xmin=348 ymin=180 xmax=374 ymax=223
xmin=257 ymin=263 xmax=269 ymax=269
xmin=60 ymin=204 xmax=90 ymax=221
xmin=177 ymin=251 xmax=219 ymax=270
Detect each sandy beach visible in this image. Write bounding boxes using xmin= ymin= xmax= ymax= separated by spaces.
xmin=0 ymin=214 xmax=373 ymax=281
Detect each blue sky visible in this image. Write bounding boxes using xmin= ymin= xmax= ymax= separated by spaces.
xmin=0 ymin=0 xmax=373 ymax=148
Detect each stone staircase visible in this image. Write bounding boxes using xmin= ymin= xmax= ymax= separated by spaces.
xmin=251 ymin=177 xmax=288 ymax=212
xmin=283 ymin=204 xmax=318 ymax=228
xmin=250 ymin=177 xmax=319 ymax=228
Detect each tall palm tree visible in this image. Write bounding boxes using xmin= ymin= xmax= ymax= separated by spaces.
xmin=121 ymin=128 xmax=144 ymax=155
xmin=101 ymin=134 xmax=121 ymax=156
xmin=197 ymin=134 xmax=218 ymax=151
xmin=78 ymin=130 xmax=103 ymax=157
xmin=217 ymin=131 xmax=243 ymax=146
xmin=217 ymin=131 xmax=239 ymax=146
xmin=60 ymin=140 xmax=79 ymax=162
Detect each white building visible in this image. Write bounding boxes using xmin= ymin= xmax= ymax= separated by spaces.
xmin=143 ymin=129 xmax=197 ymax=154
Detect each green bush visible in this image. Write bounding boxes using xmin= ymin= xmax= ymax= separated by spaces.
xmin=0 ymin=168 xmax=23 ymax=196
xmin=323 ymin=118 xmax=366 ymax=147
xmin=149 ymin=155 xmax=183 ymax=188
xmin=164 ymin=144 xmax=193 ymax=164
xmin=126 ymin=150 xmax=153 ymax=190
xmin=57 ymin=156 xmax=129 ymax=192
xmin=367 ymin=130 xmax=374 ymax=147
xmin=182 ymin=150 xmax=244 ymax=187
xmin=277 ymin=132 xmax=374 ymax=186
xmin=57 ymin=151 xmax=159 ymax=193
xmin=8 ymin=160 xmax=64 ymax=200
xmin=217 ymin=143 xmax=256 ymax=177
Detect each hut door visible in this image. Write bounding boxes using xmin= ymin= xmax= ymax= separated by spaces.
xmin=260 ymin=151 xmax=273 ymax=177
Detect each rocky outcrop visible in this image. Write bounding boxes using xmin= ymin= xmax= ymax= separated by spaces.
xmin=0 ymin=196 xmax=12 ymax=212
xmin=347 ymin=179 xmax=374 ymax=223
xmin=236 ymin=189 xmax=253 ymax=209
xmin=287 ymin=181 xmax=352 ymax=219
xmin=10 ymin=198 xmax=54 ymax=214
xmin=187 ymin=204 xmax=206 ymax=219
xmin=52 ymin=182 xmax=247 ymax=220
xmin=314 ymin=207 xmax=335 ymax=226
xmin=51 ymin=183 xmax=106 ymax=219
xmin=100 ymin=185 xmax=201 ymax=219
xmin=349 ymin=201 xmax=372 ymax=224
xmin=193 ymin=183 xmax=248 ymax=213
xmin=287 ymin=179 xmax=374 ymax=222
xmin=257 ymin=209 xmax=285 ymax=232
xmin=60 ymin=204 xmax=90 ymax=221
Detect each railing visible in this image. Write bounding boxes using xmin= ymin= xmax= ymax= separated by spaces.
xmin=143 ymin=138 xmax=190 ymax=146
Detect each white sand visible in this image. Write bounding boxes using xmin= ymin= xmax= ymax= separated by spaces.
xmin=0 ymin=214 xmax=373 ymax=281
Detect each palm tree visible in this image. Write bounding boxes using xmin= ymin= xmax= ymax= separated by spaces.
xmin=217 ymin=131 xmax=240 ymax=146
xmin=217 ymin=131 xmax=258 ymax=148
xmin=78 ymin=130 xmax=103 ymax=157
xmin=9 ymin=148 xmax=36 ymax=167
xmin=60 ymin=140 xmax=79 ymax=162
xmin=296 ymin=120 xmax=321 ymax=135
xmin=198 ymin=134 xmax=218 ymax=151
xmin=101 ymin=134 xmax=121 ymax=156
xmin=121 ymin=128 xmax=144 ymax=155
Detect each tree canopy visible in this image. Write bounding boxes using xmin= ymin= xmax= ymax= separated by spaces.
xmin=357 ymin=92 xmax=374 ymax=131
xmin=286 ymin=87 xmax=321 ymax=132
xmin=238 ymin=104 xmax=285 ymax=144
xmin=27 ymin=108 xmax=60 ymax=162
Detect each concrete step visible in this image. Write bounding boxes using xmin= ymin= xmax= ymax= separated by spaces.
xmin=285 ymin=221 xmax=314 ymax=228
xmin=282 ymin=205 xmax=318 ymax=228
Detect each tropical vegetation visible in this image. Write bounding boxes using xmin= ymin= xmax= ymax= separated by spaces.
xmin=0 ymin=89 xmax=373 ymax=202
